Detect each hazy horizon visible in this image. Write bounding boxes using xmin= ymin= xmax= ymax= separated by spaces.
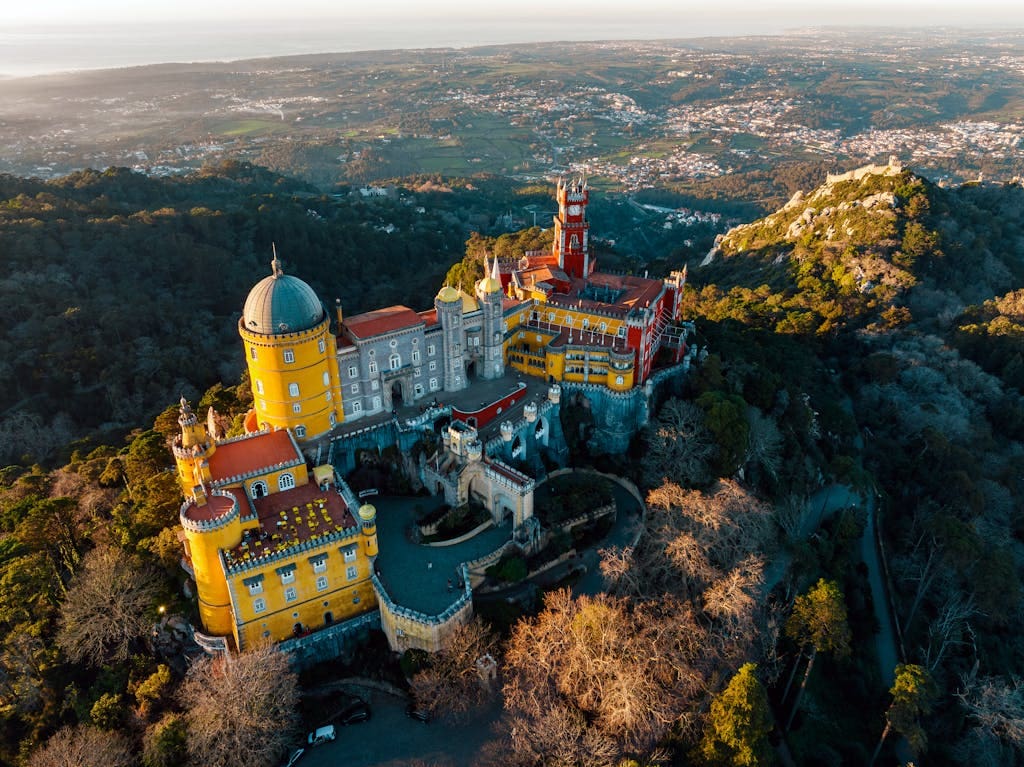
xmin=3 ymin=3 xmax=1024 ymax=79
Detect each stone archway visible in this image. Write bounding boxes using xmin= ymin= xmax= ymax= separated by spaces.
xmin=391 ymin=380 xmax=405 ymax=407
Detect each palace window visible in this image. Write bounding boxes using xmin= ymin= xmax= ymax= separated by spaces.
xmin=329 ymin=412 xmax=337 ymax=426
xmin=259 ymin=399 xmax=267 ymax=411
xmin=253 ymin=598 xmax=266 ymax=613
xmin=255 ymin=379 xmax=264 ymax=395
xmin=617 ymin=327 xmax=626 ymax=338
xmin=429 ymin=361 xmax=437 ymax=371
xmin=415 ymin=383 xmax=424 ymax=396
xmin=250 ymin=347 xmax=258 ymax=361
xmin=295 ymin=426 xmax=306 ymax=438
xmin=582 ymin=318 xmax=589 ymax=328
xmin=371 ymin=379 xmax=379 ymax=391
xmin=318 ymin=339 xmax=326 ymax=353
xmin=312 ymin=557 xmax=327 ymax=574
xmin=280 ymin=569 xmax=295 ymax=585
xmin=616 ymin=376 xmax=624 ymax=385
xmin=368 ymin=361 xmax=378 ymax=374
xmin=323 ymin=371 xmax=330 ymax=387
xmin=427 ymin=344 xmax=435 ymax=356
xmin=283 ymin=349 xmax=295 ymax=364
xmin=351 ymin=383 xmax=359 ymax=394
xmin=390 ymin=353 xmax=401 ymax=370
xmin=284 ymin=587 xmax=297 ymax=602
xmin=288 ymin=383 xmax=300 ymax=397
xmin=412 ymin=350 xmax=420 ymax=364
xmin=346 ymin=566 xmax=358 ymax=581
xmin=293 ymin=403 xmax=301 ymax=414
xmin=373 ymin=396 xmax=382 ymax=410
xmin=429 ymin=378 xmax=438 ymax=391
xmin=348 ymin=365 xmax=358 ymax=378
xmin=326 ymin=391 xmax=332 ymax=401
xmin=278 ymin=473 xmax=296 ymax=491
xmin=343 ymin=547 xmax=357 ymax=563
xmin=316 ymin=576 xmax=328 ymax=591
xmin=600 ymin=322 xmax=607 ymax=332
xmin=352 ymin=402 xmax=362 ymax=413
xmin=249 ymin=481 xmax=268 ymax=499
xmin=246 ymin=579 xmax=263 ymax=595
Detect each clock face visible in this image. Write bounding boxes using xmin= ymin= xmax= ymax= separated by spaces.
xmin=567 ymin=204 xmax=582 ymax=216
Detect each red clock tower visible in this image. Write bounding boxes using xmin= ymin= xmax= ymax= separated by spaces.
xmin=553 ymin=178 xmax=592 ymax=279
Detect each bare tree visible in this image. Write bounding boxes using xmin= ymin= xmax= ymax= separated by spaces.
xmin=503 ymin=590 xmax=706 ymax=756
xmin=56 ymin=546 xmax=161 ymax=667
xmin=958 ymin=673 xmax=1024 ymax=750
xmin=642 ymin=399 xmax=715 ymax=488
xmin=923 ymin=592 xmax=976 ymax=673
xmin=744 ymin=406 xmax=783 ymax=481
xmin=180 ymin=643 xmax=300 ymax=767
xmin=410 ymin=617 xmax=499 ymax=720
xmin=27 ymin=725 xmax=135 ymax=767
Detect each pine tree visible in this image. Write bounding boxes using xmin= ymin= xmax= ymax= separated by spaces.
xmin=700 ymin=663 xmax=773 ymax=766
xmin=783 ymin=578 xmax=851 ymax=731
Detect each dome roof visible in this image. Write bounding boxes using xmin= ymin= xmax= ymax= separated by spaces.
xmin=243 ymin=254 xmax=325 ymax=335
xmin=478 ymin=275 xmax=502 ymax=294
xmin=436 ymin=286 xmax=461 ymax=304
xmin=358 ymin=503 xmax=376 ymax=522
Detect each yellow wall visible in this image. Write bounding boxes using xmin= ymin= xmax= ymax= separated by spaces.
xmin=240 ymin=316 xmax=344 ymax=441
xmin=181 ymin=503 xmax=242 ymax=637
xmin=229 ymin=539 xmax=377 ymax=649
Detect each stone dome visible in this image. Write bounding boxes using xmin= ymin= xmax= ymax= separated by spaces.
xmin=243 ymin=256 xmax=325 ymax=335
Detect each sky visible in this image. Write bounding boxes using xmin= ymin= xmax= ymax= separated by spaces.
xmin=6 ymin=0 xmax=1024 ymax=28
xmin=3 ymin=0 xmax=1024 ymax=78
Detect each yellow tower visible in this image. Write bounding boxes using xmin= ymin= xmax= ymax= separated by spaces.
xmin=239 ymin=249 xmax=344 ymax=442
xmin=180 ymin=487 xmax=242 ymax=637
xmin=172 ymin=397 xmax=215 ymax=495
xmin=359 ymin=503 xmax=379 ymax=559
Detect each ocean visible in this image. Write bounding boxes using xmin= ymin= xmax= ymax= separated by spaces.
xmin=0 ymin=18 xmax=787 ymax=79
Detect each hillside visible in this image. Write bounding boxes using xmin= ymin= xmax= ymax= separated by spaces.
xmin=690 ymin=159 xmax=1024 ymax=337
xmin=0 ymin=163 xmax=467 ymax=461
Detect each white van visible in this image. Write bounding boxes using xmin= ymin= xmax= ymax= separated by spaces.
xmin=307 ymin=725 xmax=336 ymax=747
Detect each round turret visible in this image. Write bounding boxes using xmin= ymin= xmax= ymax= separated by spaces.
xmin=358 ymin=503 xmax=378 ymax=558
xmin=242 ymin=253 xmax=325 ymax=335
xmin=524 ymin=402 xmax=538 ymax=423
xmin=548 ymin=384 xmax=561 ymax=404
xmin=500 ymin=421 xmax=514 ymax=442
xmin=358 ymin=503 xmax=377 ymax=525
xmin=466 ymin=440 xmax=483 ymax=463
xmin=436 ymin=285 xmax=461 ymax=304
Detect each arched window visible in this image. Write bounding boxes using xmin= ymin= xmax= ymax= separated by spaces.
xmin=390 ymin=353 xmax=401 ymax=370
xmin=250 ymin=481 xmax=268 ymax=499
xmin=278 ymin=473 xmax=295 ymax=491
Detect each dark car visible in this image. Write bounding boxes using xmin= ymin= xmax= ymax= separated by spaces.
xmin=334 ymin=700 xmax=371 ymax=726
xmin=405 ymin=703 xmax=430 ymax=723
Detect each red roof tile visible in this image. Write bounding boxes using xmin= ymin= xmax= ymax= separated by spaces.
xmin=344 ymin=305 xmax=423 ymax=340
xmin=207 ymin=430 xmax=302 ymax=483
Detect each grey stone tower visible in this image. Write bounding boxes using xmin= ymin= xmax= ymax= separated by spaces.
xmin=435 ymin=285 xmax=467 ymax=392
xmin=476 ymin=256 xmax=505 ymax=380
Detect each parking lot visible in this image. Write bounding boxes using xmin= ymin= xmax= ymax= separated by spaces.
xmin=299 ymin=689 xmax=504 ymax=767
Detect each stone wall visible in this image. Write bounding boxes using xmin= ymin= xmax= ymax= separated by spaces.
xmin=277 ymin=611 xmax=380 ymax=672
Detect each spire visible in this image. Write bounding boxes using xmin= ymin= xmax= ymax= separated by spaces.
xmin=270 ymin=243 xmax=283 ymax=279
xmin=491 ymin=255 xmax=501 ymax=282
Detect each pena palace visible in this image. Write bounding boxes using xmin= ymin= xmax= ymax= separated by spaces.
xmin=174 ymin=181 xmax=694 ymax=658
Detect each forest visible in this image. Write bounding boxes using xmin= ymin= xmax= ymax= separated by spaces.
xmin=1 ymin=161 xmax=1024 ymax=767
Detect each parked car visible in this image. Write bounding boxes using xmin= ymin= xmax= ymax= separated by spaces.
xmin=405 ymin=703 xmax=430 ymax=723
xmin=307 ymin=725 xmax=336 ymax=747
xmin=335 ymin=700 xmax=371 ymax=725
xmin=282 ymin=748 xmax=305 ymax=767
